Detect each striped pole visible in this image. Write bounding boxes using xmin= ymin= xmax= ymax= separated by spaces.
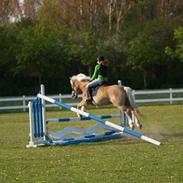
xmin=37 ymin=94 xmax=161 ymax=146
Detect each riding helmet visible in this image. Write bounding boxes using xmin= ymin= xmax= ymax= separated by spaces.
xmin=97 ymin=56 xmax=105 ymax=61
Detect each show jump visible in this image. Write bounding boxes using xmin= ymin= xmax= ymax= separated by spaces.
xmin=26 ymin=85 xmax=160 ymax=147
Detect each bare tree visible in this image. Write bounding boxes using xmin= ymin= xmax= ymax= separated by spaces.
xmin=0 ymin=0 xmax=22 ymax=24
xmin=108 ymin=0 xmax=116 ymax=32
xmin=159 ymin=0 xmax=183 ymax=18
xmin=23 ymin=0 xmax=42 ymax=18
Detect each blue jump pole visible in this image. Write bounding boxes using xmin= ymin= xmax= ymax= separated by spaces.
xmin=37 ymin=94 xmax=160 ymax=146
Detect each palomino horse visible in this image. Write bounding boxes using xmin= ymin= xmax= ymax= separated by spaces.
xmin=70 ymin=73 xmax=142 ymax=130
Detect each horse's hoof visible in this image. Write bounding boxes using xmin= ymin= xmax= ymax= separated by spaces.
xmin=129 ymin=125 xmax=135 ymax=130
xmin=139 ymin=124 xmax=143 ymax=129
xmin=86 ymin=99 xmax=92 ymax=104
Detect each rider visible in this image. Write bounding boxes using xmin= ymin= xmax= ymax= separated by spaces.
xmin=86 ymin=56 xmax=108 ymax=102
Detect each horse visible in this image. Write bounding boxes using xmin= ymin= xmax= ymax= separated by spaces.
xmin=70 ymin=73 xmax=142 ymax=130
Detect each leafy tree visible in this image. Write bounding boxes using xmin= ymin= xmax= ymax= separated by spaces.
xmin=165 ymin=27 xmax=183 ymax=62
xmin=124 ymin=21 xmax=169 ymax=88
xmin=0 ymin=26 xmax=17 ymax=76
xmin=15 ymin=19 xmax=68 ymax=84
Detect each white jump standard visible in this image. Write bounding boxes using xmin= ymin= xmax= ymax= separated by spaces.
xmin=37 ymin=94 xmax=161 ymax=146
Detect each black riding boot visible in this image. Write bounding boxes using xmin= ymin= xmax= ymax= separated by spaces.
xmin=86 ymin=87 xmax=93 ymax=104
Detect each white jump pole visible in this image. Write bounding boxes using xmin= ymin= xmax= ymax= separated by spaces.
xmin=37 ymin=93 xmax=161 ymax=146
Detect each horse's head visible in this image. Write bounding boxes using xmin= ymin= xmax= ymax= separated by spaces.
xmin=70 ymin=73 xmax=91 ymax=99
xmin=70 ymin=78 xmax=80 ymax=99
xmin=71 ymin=81 xmax=80 ymax=99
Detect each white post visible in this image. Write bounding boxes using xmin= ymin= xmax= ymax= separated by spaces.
xmin=170 ymin=88 xmax=173 ymax=104
xmin=40 ymin=84 xmax=47 ymax=141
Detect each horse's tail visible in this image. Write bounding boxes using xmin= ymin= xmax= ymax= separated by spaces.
xmin=123 ymin=86 xmax=142 ymax=117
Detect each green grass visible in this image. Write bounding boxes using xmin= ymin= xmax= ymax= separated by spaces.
xmin=0 ymin=105 xmax=183 ymax=183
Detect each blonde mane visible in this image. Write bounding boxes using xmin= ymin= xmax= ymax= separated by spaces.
xmin=70 ymin=73 xmax=91 ymax=86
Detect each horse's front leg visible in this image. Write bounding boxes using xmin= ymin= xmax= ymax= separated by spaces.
xmin=76 ymin=100 xmax=87 ymax=117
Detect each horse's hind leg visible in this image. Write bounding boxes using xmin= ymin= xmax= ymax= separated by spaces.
xmin=124 ymin=109 xmax=135 ymax=130
xmin=117 ymin=105 xmax=135 ymax=130
xmin=132 ymin=111 xmax=142 ymax=129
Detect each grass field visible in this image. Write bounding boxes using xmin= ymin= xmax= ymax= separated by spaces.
xmin=0 ymin=105 xmax=183 ymax=183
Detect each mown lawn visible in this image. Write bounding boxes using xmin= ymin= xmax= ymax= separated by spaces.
xmin=0 ymin=105 xmax=183 ymax=183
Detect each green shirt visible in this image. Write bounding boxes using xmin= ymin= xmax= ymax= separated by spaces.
xmin=91 ymin=64 xmax=108 ymax=81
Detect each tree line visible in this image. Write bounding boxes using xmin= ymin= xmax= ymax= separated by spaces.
xmin=1 ymin=0 xmax=183 ymax=96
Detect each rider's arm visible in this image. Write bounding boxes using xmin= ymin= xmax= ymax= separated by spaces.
xmin=91 ymin=64 xmax=100 ymax=80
